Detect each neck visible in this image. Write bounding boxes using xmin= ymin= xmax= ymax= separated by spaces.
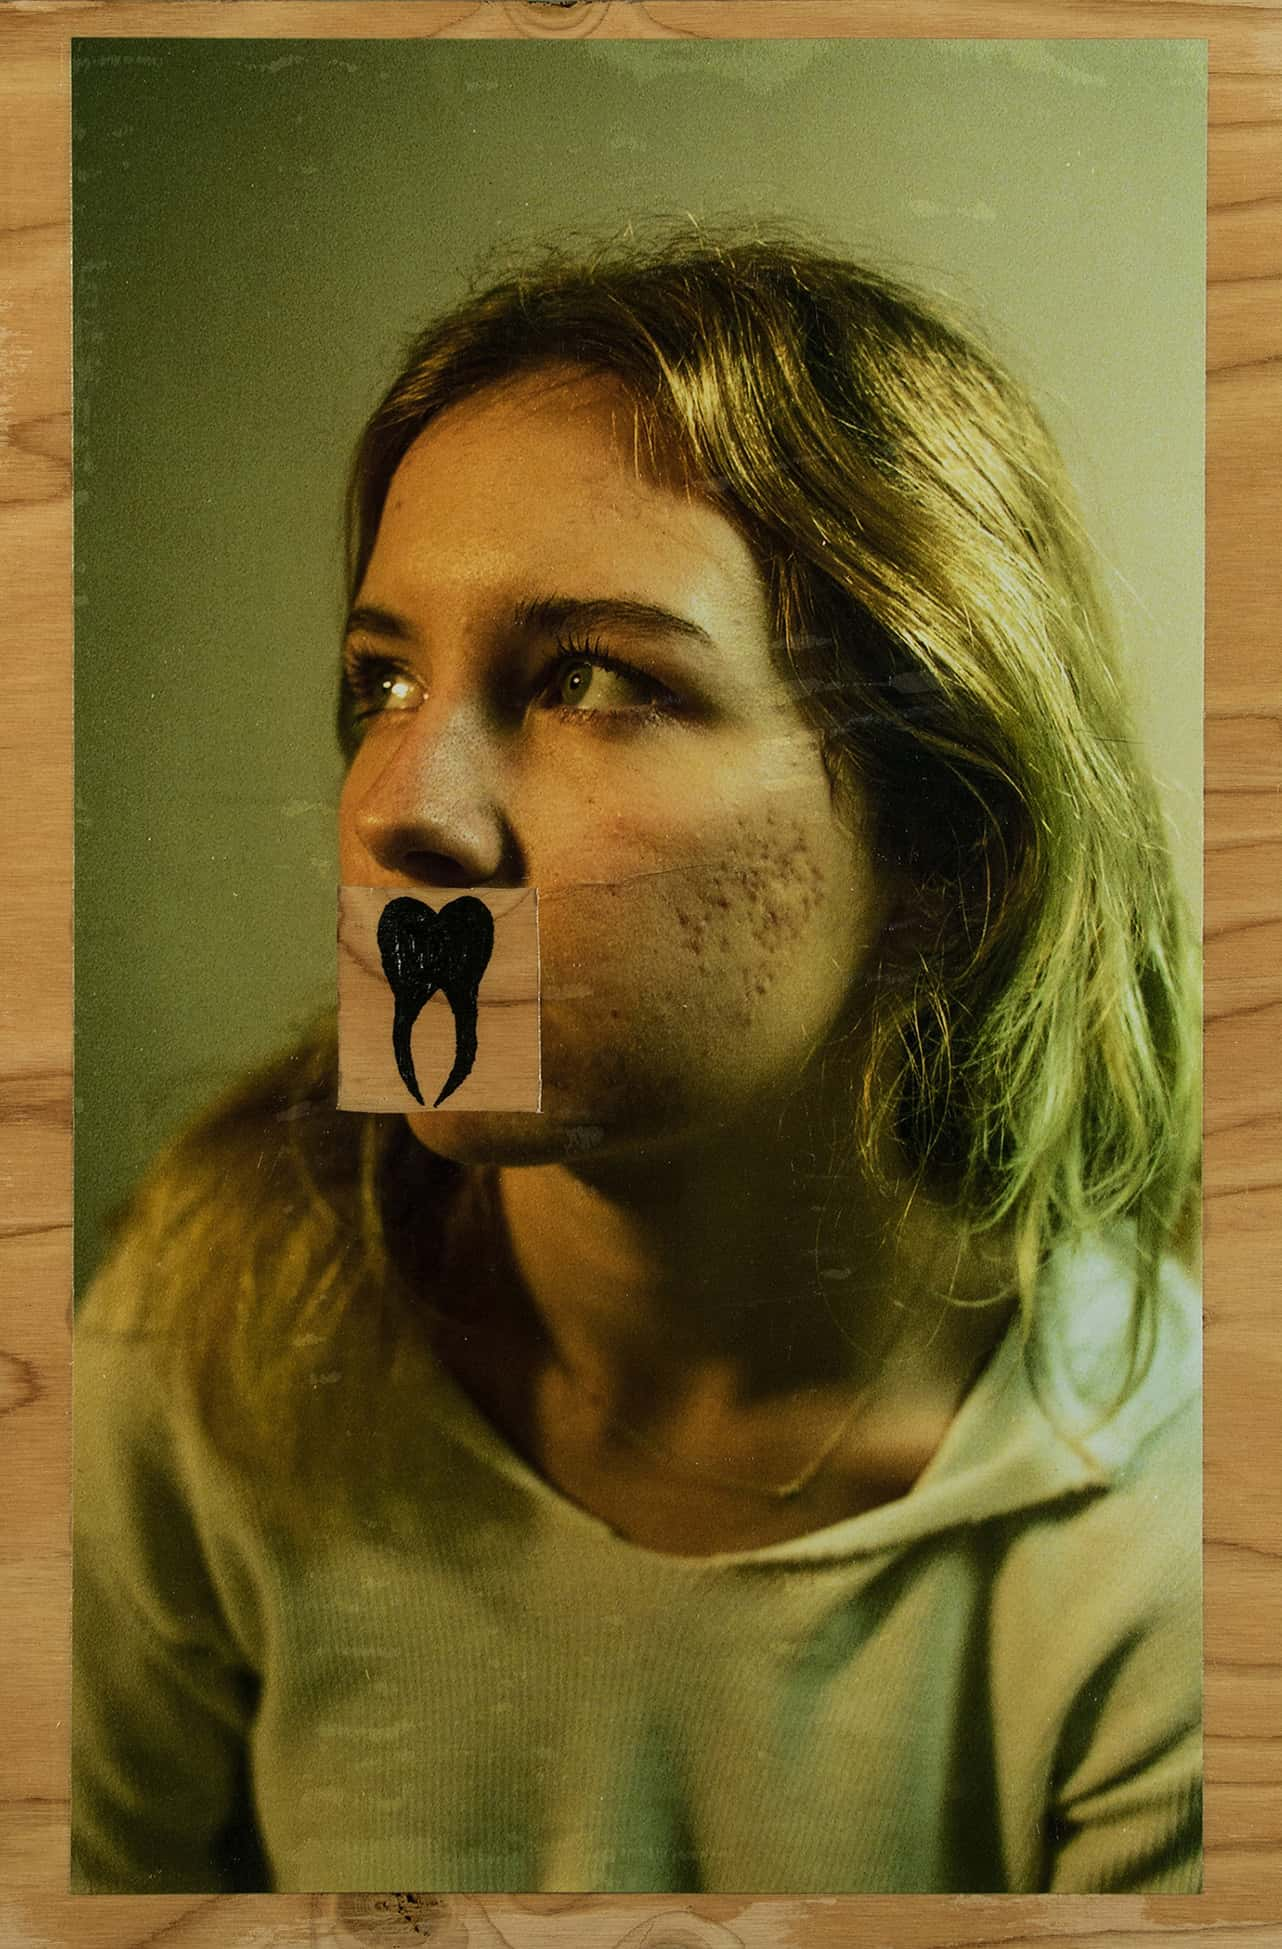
xmin=493 ymin=1106 xmax=997 ymax=1424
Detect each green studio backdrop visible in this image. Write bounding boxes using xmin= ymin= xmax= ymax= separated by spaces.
xmin=73 ymin=36 xmax=1205 ymax=1290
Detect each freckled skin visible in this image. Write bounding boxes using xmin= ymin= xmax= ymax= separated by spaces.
xmin=338 ymin=368 xmax=886 ymax=1170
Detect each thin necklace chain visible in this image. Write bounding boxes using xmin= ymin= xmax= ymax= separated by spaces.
xmin=464 ymin=1165 xmax=888 ymax=1505
xmin=549 ymin=1363 xmax=876 ymax=1504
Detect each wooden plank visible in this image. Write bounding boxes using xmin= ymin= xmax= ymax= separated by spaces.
xmin=338 ymin=886 xmax=540 ymax=1112
xmin=2 ymin=0 xmax=1278 ymax=1940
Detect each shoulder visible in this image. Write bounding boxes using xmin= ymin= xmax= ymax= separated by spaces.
xmin=1013 ymin=1249 xmax=1203 ymax=1894
xmin=1031 ymin=1231 xmax=1200 ymax=1472
xmin=78 ymin=1020 xmax=462 ymax=1473
xmin=991 ymin=1236 xmax=1200 ymax=1678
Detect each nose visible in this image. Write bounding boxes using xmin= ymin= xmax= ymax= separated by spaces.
xmin=347 ymin=703 xmax=521 ymax=889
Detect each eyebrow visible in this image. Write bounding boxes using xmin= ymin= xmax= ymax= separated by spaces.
xmin=511 ymin=594 xmax=716 ymax=652
xmin=344 ymin=603 xmax=415 ymax=642
xmin=344 ymin=595 xmax=716 ymax=652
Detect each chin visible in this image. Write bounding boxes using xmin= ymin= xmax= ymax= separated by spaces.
xmin=402 ymin=1108 xmax=608 ymax=1169
xmin=398 ymin=1009 xmax=838 ymax=1174
xmin=401 ymin=1077 xmax=728 ymax=1175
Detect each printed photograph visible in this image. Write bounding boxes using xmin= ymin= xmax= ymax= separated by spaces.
xmin=71 ymin=36 xmax=1204 ymax=1894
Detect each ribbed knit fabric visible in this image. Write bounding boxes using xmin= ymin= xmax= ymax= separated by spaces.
xmin=71 ymin=1232 xmax=1201 ymax=1895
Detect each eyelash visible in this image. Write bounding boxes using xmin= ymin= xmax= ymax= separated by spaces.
xmin=541 ymin=635 xmax=679 ymax=720
xmin=341 ymin=634 xmax=680 ymax=726
xmin=342 ymin=649 xmax=414 ymax=723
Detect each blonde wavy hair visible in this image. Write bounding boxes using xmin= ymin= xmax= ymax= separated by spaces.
xmin=89 ymin=225 xmax=1200 ymax=1451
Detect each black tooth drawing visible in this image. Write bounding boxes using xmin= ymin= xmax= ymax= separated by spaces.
xmin=376 ymin=895 xmax=496 ymax=1108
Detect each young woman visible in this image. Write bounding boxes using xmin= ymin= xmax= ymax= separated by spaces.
xmin=73 ymin=229 xmax=1201 ymax=1895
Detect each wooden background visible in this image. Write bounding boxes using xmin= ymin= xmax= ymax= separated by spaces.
xmin=0 ymin=1 xmax=1277 ymax=1943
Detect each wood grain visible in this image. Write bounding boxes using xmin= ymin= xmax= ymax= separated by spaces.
xmin=338 ymin=888 xmax=541 ymax=1111
xmin=1 ymin=1 xmax=1278 ymax=1941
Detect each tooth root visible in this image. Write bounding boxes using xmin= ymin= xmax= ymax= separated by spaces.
xmin=434 ymin=983 xmax=481 ymax=1107
xmin=391 ymin=998 xmax=426 ymax=1105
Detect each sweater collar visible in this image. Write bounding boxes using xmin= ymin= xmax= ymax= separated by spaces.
xmin=423 ymin=1228 xmax=1200 ymax=1571
xmin=742 ymin=1234 xmax=1200 ymax=1566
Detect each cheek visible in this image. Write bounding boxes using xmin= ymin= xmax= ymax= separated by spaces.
xmin=679 ymin=804 xmax=848 ymax=1011
xmin=540 ymin=794 xmax=879 ymax=1078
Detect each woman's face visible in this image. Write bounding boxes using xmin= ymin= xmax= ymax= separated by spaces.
xmin=339 ymin=367 xmax=887 ymax=1168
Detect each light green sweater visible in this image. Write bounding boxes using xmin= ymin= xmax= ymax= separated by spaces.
xmin=72 ymin=1231 xmax=1201 ymax=1895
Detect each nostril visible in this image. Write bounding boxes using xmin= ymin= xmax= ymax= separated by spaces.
xmin=399 ymin=850 xmax=476 ymax=889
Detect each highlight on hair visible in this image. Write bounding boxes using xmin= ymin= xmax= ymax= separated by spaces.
xmin=84 ymin=221 xmax=1200 ymax=1451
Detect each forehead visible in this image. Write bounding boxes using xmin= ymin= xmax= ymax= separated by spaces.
xmin=363 ymin=368 xmax=772 ymax=641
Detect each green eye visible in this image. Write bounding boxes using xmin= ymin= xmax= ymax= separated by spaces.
xmin=546 ymin=647 xmax=673 ymax=717
xmin=557 ymin=661 xmax=599 ymax=706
